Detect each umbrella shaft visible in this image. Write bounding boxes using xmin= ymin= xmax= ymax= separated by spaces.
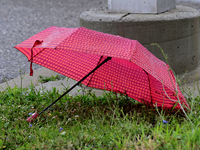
xmin=39 ymin=56 xmax=112 ymax=115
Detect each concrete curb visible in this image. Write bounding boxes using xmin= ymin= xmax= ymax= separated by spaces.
xmin=0 ymin=66 xmax=199 ymax=98
xmin=0 ymin=67 xmax=107 ymax=97
xmin=0 ymin=67 xmax=59 ymax=91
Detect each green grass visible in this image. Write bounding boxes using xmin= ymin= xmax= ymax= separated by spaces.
xmin=38 ymin=75 xmax=66 ymax=84
xmin=0 ymin=83 xmax=200 ymax=150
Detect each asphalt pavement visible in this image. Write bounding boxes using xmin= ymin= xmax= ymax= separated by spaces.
xmin=0 ymin=0 xmax=107 ymax=83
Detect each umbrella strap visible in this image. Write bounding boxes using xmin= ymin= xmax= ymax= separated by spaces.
xmin=38 ymin=56 xmax=112 ymax=115
xmin=30 ymin=40 xmax=43 ymax=76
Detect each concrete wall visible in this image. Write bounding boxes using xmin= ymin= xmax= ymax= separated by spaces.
xmin=177 ymin=0 xmax=200 ymax=2
xmin=80 ymin=5 xmax=200 ymax=75
xmin=108 ymin=0 xmax=176 ymax=13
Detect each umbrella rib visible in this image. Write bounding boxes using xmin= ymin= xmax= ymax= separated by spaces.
xmin=143 ymin=69 xmax=153 ymax=106
xmin=86 ymin=55 xmax=103 ymax=87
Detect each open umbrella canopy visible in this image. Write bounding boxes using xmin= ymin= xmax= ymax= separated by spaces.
xmin=15 ymin=26 xmax=189 ymax=110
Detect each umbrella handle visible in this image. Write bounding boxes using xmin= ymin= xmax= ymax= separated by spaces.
xmin=38 ymin=56 xmax=112 ymax=115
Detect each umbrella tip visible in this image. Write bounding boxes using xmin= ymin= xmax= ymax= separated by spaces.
xmin=27 ymin=112 xmax=39 ymax=122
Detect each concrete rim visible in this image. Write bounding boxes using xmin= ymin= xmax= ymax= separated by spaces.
xmin=80 ymin=5 xmax=200 ymax=22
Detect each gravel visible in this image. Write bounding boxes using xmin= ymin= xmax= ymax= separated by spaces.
xmin=0 ymin=0 xmax=199 ymax=83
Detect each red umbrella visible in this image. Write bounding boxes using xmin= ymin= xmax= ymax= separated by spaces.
xmin=15 ymin=26 xmax=189 ymax=121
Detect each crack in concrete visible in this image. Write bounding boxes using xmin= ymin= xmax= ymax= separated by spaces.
xmin=118 ymin=13 xmax=131 ymax=37
xmin=119 ymin=13 xmax=131 ymax=21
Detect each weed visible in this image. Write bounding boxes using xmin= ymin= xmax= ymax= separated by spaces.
xmin=38 ymin=75 xmax=66 ymax=83
xmin=0 ymin=44 xmax=199 ymax=149
xmin=0 ymin=83 xmax=199 ymax=149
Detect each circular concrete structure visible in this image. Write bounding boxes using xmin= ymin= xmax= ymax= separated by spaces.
xmin=80 ymin=5 xmax=200 ymax=75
